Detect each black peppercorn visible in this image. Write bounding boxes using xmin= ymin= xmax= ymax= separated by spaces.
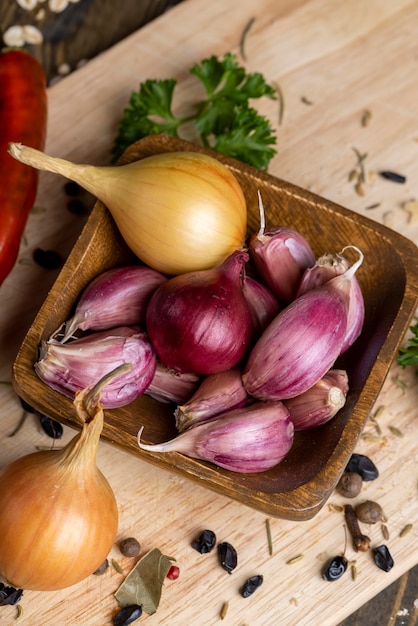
xmin=113 ymin=604 xmax=142 ymax=626
xmin=322 ymin=555 xmax=348 ymax=581
xmin=345 ymin=453 xmax=379 ymax=481
xmin=374 ymin=545 xmax=394 ymax=572
xmin=218 ymin=541 xmax=238 ymax=574
xmin=39 ymin=414 xmax=64 ymax=439
xmin=239 ymin=575 xmax=263 ymax=597
xmin=33 ymin=248 xmax=63 ymax=270
xmin=191 ymin=529 xmax=216 ymax=554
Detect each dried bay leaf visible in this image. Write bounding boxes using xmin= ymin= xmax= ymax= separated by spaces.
xmin=115 ymin=548 xmax=175 ymax=615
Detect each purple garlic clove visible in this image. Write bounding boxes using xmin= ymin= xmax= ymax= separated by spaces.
xmin=283 ymin=369 xmax=349 ymax=430
xmin=175 ymin=366 xmax=248 ymax=432
xmin=138 ymin=401 xmax=294 ymax=473
xmin=35 ymin=326 xmax=156 ymax=408
xmin=242 ymin=248 xmax=363 ymax=401
xmin=248 ymin=194 xmax=315 ymax=304
xmin=60 ymin=265 xmax=166 ymax=342
xmin=145 ymin=362 xmax=200 ymax=404
xmin=296 ymin=251 xmax=365 ymax=354
xmin=242 ymin=276 xmax=281 ymax=336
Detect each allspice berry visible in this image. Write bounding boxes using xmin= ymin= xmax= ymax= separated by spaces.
xmin=355 ymin=500 xmax=383 ymax=524
xmin=119 ymin=537 xmax=141 ymax=557
xmin=336 ymin=471 xmax=363 ymax=498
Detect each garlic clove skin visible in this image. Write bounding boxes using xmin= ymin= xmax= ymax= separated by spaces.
xmin=242 ymin=276 xmax=281 ymax=336
xmin=145 ymin=362 xmax=200 ymax=404
xmin=138 ymin=401 xmax=294 ymax=473
xmin=249 ymin=226 xmax=316 ymax=304
xmin=175 ymin=366 xmax=248 ymax=432
xmin=283 ymin=369 xmax=349 ymax=430
xmin=61 ymin=265 xmax=166 ymax=342
xmin=35 ymin=326 xmax=156 ymax=408
xmin=296 ymin=251 xmax=365 ymax=355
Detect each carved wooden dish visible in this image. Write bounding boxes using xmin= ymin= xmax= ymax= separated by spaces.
xmin=12 ymin=135 xmax=418 ymax=520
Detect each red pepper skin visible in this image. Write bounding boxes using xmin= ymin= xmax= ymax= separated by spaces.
xmin=0 ymin=49 xmax=47 ymax=286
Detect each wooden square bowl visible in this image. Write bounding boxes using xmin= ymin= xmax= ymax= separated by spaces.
xmin=12 ymin=135 xmax=418 ymax=520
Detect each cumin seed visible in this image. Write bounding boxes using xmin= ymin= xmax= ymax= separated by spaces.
xmin=265 ymin=518 xmax=273 ymax=556
xmin=220 ymin=601 xmax=229 ymax=620
xmin=399 ymin=523 xmax=413 ymax=538
xmin=111 ymin=559 xmax=124 ymax=574
xmin=286 ymin=554 xmax=304 ymax=565
xmin=389 ymin=425 xmax=403 ymax=437
xmin=381 ymin=524 xmax=390 ymax=540
xmin=361 ymin=109 xmax=372 ymax=127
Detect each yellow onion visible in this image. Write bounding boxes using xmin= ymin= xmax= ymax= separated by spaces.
xmin=0 ymin=368 xmax=122 ymax=591
xmin=8 ymin=143 xmax=247 ymax=275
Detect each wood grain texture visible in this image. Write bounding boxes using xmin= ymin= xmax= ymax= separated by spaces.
xmin=1 ymin=0 xmax=418 ymax=624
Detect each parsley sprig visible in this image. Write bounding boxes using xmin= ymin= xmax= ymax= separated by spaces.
xmin=112 ymin=53 xmax=278 ymax=171
xmin=397 ymin=322 xmax=418 ymax=368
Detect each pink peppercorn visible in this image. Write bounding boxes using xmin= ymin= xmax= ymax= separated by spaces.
xmin=167 ymin=565 xmax=180 ymax=580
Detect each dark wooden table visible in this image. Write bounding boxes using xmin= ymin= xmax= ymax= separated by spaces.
xmin=1 ymin=2 xmax=417 ymax=625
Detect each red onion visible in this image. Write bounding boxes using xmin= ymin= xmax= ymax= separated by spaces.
xmin=242 ymin=248 xmax=363 ymax=401
xmin=146 ymin=250 xmax=254 ymax=375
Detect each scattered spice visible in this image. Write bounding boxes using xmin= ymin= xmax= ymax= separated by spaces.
xmin=220 ymin=601 xmax=229 ymax=620
xmin=344 ymin=504 xmax=370 ymax=552
xmin=365 ymin=202 xmax=381 ymax=210
xmin=361 ymin=434 xmax=387 ymax=446
xmin=361 ymin=109 xmax=372 ymax=127
xmin=373 ymin=545 xmax=394 ymax=572
xmin=119 ymin=537 xmax=141 ymax=558
xmin=381 ymin=524 xmax=390 ymax=541
xmin=337 ymin=472 xmax=363 ymax=498
xmin=0 ymin=583 xmax=23 ymax=606
xmin=113 ymin=604 xmax=142 ymax=626
xmin=286 ymin=554 xmax=304 ymax=565
xmin=239 ymin=17 xmax=256 ymax=61
xmin=166 ymin=565 xmax=180 ymax=580
xmin=112 ymin=559 xmax=125 ymax=575
xmin=265 ymin=518 xmax=273 ymax=556
xmin=33 ymin=247 xmax=63 ymax=270
xmin=39 ymin=414 xmax=63 ymax=439
xmin=191 ymin=529 xmax=216 ymax=554
xmin=301 ymin=96 xmax=314 ymax=105
xmin=239 ymin=575 xmax=264 ymax=598
xmin=388 ymin=425 xmax=403 ymax=437
xmin=218 ymin=542 xmax=238 ymax=574
xmin=328 ymin=503 xmax=344 ymax=513
xmin=379 ymin=170 xmax=406 ymax=184
xmin=15 ymin=604 xmax=24 ymax=620
xmin=273 ymin=81 xmax=285 ymax=125
xmin=350 ymin=561 xmax=358 ymax=581
xmin=346 ymin=453 xmax=379 ymax=481
xmin=93 ymin=558 xmax=109 ymax=575
xmin=355 ymin=500 xmax=383 ymax=525
xmin=115 ymin=548 xmax=174 ymax=615
xmin=399 ymin=523 xmax=413 ymax=538
xmin=322 ymin=555 xmax=348 ymax=581
xmin=393 ymin=376 xmax=408 ymax=390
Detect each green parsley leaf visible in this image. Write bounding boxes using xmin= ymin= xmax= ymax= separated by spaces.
xmin=397 ymin=322 xmax=418 ymax=368
xmin=112 ymin=53 xmax=278 ymax=170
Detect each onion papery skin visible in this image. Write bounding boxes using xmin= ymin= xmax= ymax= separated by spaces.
xmin=8 ymin=144 xmax=248 ymax=275
xmin=0 ymin=387 xmax=118 ymax=591
xmin=146 ymin=251 xmax=254 ymax=375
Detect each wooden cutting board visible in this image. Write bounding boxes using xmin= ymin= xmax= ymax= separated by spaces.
xmin=1 ymin=0 xmax=418 ymax=624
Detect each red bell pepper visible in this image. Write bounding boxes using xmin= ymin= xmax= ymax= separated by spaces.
xmin=0 ymin=49 xmax=47 ymax=286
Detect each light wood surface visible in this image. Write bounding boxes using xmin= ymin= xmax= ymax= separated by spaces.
xmin=1 ymin=1 xmax=418 ymax=624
